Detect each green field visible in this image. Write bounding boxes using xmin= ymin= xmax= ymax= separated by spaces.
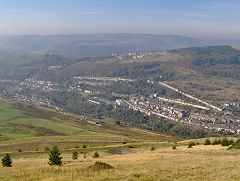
xmin=0 ymin=99 xmax=175 ymax=153
xmin=9 ymin=118 xmax=90 ymax=135
xmin=0 ymin=101 xmax=24 ymax=121
xmin=0 ymin=100 xmax=95 ymax=141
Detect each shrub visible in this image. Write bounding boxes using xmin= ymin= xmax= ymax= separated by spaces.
xmin=236 ymin=139 xmax=240 ymax=143
xmin=44 ymin=147 xmax=50 ymax=151
xmin=172 ymin=145 xmax=177 ymax=150
xmin=93 ymin=152 xmax=99 ymax=158
xmin=204 ymin=138 xmax=211 ymax=145
xmin=1 ymin=153 xmax=12 ymax=167
xmin=228 ymin=140 xmax=240 ymax=150
xmin=82 ymin=144 xmax=87 ymax=148
xmin=48 ymin=146 xmax=62 ymax=166
xmin=151 ymin=146 xmax=156 ymax=151
xmin=188 ymin=142 xmax=196 ymax=148
xmin=72 ymin=151 xmax=78 ymax=160
xmin=17 ymin=148 xmax=22 ymax=152
xmin=221 ymin=137 xmax=233 ymax=146
xmin=88 ymin=161 xmax=113 ymax=170
xmin=212 ymin=139 xmax=221 ymax=145
xmin=128 ymin=144 xmax=136 ymax=148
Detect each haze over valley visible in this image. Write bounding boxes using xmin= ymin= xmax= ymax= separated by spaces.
xmin=1 ymin=0 xmax=240 ymax=181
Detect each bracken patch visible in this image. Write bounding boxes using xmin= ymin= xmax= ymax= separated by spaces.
xmin=88 ymin=161 xmax=114 ymax=171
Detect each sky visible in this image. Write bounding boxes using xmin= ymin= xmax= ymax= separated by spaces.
xmin=0 ymin=0 xmax=240 ymax=38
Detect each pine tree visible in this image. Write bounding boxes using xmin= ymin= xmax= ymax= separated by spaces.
xmin=2 ymin=153 xmax=12 ymax=167
xmin=72 ymin=151 xmax=78 ymax=160
xmin=48 ymin=146 xmax=62 ymax=166
xmin=204 ymin=138 xmax=211 ymax=145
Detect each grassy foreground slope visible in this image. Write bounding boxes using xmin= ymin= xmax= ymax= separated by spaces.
xmin=1 ymin=144 xmax=240 ymax=181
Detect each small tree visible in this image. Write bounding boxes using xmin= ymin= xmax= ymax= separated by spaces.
xmin=221 ymin=137 xmax=233 ymax=146
xmin=82 ymin=144 xmax=87 ymax=148
xmin=212 ymin=139 xmax=221 ymax=145
xmin=72 ymin=151 xmax=78 ymax=160
xmin=93 ymin=151 xmax=99 ymax=158
xmin=2 ymin=153 xmax=12 ymax=167
xmin=204 ymin=138 xmax=211 ymax=145
xmin=151 ymin=146 xmax=156 ymax=151
xmin=172 ymin=145 xmax=177 ymax=150
xmin=115 ymin=120 xmax=121 ymax=126
xmin=48 ymin=146 xmax=62 ymax=166
xmin=188 ymin=142 xmax=196 ymax=148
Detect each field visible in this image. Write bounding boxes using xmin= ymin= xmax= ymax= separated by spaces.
xmin=1 ymin=141 xmax=240 ymax=181
xmin=0 ymin=100 xmax=95 ymax=141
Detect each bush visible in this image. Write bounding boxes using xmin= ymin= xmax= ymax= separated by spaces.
xmin=17 ymin=148 xmax=22 ymax=152
xmin=188 ymin=142 xmax=196 ymax=148
xmin=82 ymin=144 xmax=87 ymax=149
xmin=212 ymin=139 xmax=221 ymax=145
xmin=204 ymin=138 xmax=211 ymax=145
xmin=221 ymin=137 xmax=233 ymax=146
xmin=88 ymin=161 xmax=114 ymax=170
xmin=48 ymin=146 xmax=62 ymax=166
xmin=151 ymin=146 xmax=156 ymax=151
xmin=236 ymin=139 xmax=240 ymax=143
xmin=93 ymin=152 xmax=99 ymax=158
xmin=1 ymin=153 xmax=12 ymax=167
xmin=228 ymin=139 xmax=240 ymax=150
xmin=128 ymin=144 xmax=136 ymax=148
xmin=172 ymin=145 xmax=176 ymax=150
xmin=44 ymin=147 xmax=50 ymax=151
xmin=72 ymin=151 xmax=78 ymax=160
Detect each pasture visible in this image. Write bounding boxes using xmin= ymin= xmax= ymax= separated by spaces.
xmin=1 ymin=143 xmax=240 ymax=181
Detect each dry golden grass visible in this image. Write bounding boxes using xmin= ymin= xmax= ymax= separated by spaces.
xmin=1 ymin=144 xmax=240 ymax=181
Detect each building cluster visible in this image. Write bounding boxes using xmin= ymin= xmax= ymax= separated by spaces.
xmin=13 ymin=93 xmax=52 ymax=107
xmin=20 ymin=78 xmax=59 ymax=92
xmin=2 ymin=73 xmax=240 ymax=135
xmin=111 ymin=50 xmax=167 ymax=61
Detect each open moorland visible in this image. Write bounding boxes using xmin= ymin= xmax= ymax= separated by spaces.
xmin=1 ymin=140 xmax=240 ymax=181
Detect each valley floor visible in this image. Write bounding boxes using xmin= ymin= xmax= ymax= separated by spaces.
xmin=1 ymin=144 xmax=240 ymax=181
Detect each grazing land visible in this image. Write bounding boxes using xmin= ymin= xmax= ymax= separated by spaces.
xmin=1 ymin=141 xmax=240 ymax=181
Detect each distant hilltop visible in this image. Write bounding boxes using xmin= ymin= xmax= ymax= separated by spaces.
xmin=0 ymin=34 xmax=240 ymax=56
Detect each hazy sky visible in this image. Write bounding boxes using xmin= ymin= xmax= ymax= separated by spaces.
xmin=0 ymin=0 xmax=240 ymax=38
